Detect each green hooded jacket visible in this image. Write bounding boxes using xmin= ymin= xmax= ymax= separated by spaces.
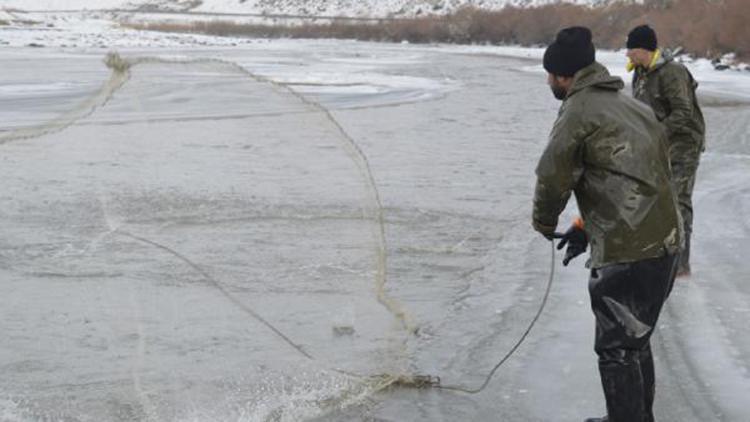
xmin=533 ymin=62 xmax=682 ymax=268
xmin=633 ymin=51 xmax=705 ymax=162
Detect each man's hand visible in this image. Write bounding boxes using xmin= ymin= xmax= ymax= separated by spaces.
xmin=553 ymin=218 xmax=587 ymax=266
xmin=534 ymin=219 xmax=559 ymax=241
xmin=542 ymin=232 xmax=558 ymax=241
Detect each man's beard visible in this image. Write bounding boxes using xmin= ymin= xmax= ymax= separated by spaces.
xmin=551 ymin=84 xmax=567 ymax=100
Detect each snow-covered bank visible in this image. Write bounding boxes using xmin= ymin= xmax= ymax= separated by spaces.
xmin=2 ymin=9 xmax=750 ymax=103
xmin=0 ymin=11 xmax=261 ymax=48
xmin=0 ymin=0 xmax=129 ymax=11
xmin=3 ymin=8 xmax=749 ymax=102
xmin=1 ymin=0 xmax=635 ymax=16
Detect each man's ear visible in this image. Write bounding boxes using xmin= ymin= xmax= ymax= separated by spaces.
xmin=558 ymin=75 xmax=574 ymax=88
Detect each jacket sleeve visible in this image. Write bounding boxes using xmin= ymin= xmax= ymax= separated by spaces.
xmin=660 ymin=66 xmax=694 ymax=138
xmin=532 ymin=108 xmax=585 ymax=236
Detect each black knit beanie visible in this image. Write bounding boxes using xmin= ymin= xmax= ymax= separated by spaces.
xmin=543 ymin=26 xmax=596 ymax=77
xmin=626 ymin=25 xmax=657 ymax=51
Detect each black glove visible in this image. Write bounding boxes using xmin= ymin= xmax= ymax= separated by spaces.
xmin=553 ymin=224 xmax=587 ymax=266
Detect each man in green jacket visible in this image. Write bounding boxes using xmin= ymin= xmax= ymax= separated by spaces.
xmin=626 ymin=24 xmax=705 ymax=276
xmin=534 ymin=26 xmax=682 ymax=422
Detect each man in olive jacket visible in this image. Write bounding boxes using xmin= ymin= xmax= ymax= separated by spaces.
xmin=533 ymin=27 xmax=682 ymax=422
xmin=627 ymin=24 xmax=705 ymax=276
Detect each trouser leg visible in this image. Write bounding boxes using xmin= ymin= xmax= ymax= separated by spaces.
xmin=589 ymin=254 xmax=678 ymax=422
xmin=671 ymin=155 xmax=700 ymax=273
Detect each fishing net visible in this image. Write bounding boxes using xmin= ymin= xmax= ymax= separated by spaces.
xmin=0 ymin=52 xmax=425 ymax=421
xmin=0 ymin=51 xmax=554 ymax=421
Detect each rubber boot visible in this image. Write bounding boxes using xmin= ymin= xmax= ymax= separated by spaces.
xmin=598 ymin=349 xmax=646 ymax=422
xmin=676 ymin=234 xmax=691 ymax=277
xmin=640 ymin=345 xmax=656 ymax=422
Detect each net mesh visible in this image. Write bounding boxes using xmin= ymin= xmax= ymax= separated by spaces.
xmin=0 ymin=51 xmax=555 ymax=421
xmin=0 ymin=53 xmax=420 ymax=421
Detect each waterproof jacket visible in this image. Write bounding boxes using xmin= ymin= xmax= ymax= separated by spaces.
xmin=533 ymin=62 xmax=682 ymax=268
xmin=633 ymin=51 xmax=705 ymax=162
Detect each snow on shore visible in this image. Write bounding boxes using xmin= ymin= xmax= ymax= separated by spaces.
xmin=2 ymin=0 xmax=636 ymax=16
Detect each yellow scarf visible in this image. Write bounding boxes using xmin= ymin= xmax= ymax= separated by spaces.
xmin=627 ymin=49 xmax=661 ymax=72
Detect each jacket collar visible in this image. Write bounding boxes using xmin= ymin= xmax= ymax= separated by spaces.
xmin=637 ymin=49 xmax=672 ymax=75
xmin=566 ymin=62 xmax=625 ymax=99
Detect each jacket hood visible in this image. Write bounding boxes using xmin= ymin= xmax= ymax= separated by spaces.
xmin=648 ymin=49 xmax=674 ymax=73
xmin=567 ymin=61 xmax=625 ymax=98
xmin=632 ymin=49 xmax=675 ymax=75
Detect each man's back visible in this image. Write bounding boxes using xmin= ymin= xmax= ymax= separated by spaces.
xmin=632 ymin=49 xmax=704 ymax=276
xmin=537 ymin=27 xmax=682 ymax=422
xmin=534 ymin=62 xmax=681 ymax=268
xmin=633 ymin=53 xmax=706 ymax=155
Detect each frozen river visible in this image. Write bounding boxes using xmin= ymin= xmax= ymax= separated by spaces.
xmin=1 ymin=40 xmax=749 ymax=421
